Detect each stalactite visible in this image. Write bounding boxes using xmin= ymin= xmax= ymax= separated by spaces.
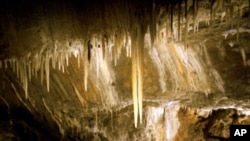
xmin=237 ymin=5 xmax=240 ymax=42
xmin=240 ymin=47 xmax=246 ymax=66
xmin=41 ymin=57 xmax=44 ymax=84
xmin=131 ymin=38 xmax=138 ymax=128
xmin=19 ymin=61 xmax=22 ymax=86
xmin=184 ymin=0 xmax=188 ymax=46
xmin=61 ymin=52 xmax=65 ymax=73
xmin=80 ymin=44 xmax=84 ymax=65
xmin=87 ymin=40 xmax=92 ymax=63
xmin=52 ymin=52 xmax=58 ymax=69
xmin=58 ymin=53 xmax=61 ymax=71
xmin=125 ymin=33 xmax=130 ymax=57
xmin=45 ymin=51 xmax=50 ymax=92
xmin=16 ymin=60 xmax=19 ymax=79
xmin=34 ymin=54 xmax=38 ymax=78
xmin=96 ymin=46 xmax=100 ymax=77
xmin=149 ymin=1 xmax=156 ymax=45
xmin=9 ymin=59 xmax=12 ymax=69
xmin=131 ymin=23 xmax=144 ymax=128
xmin=66 ymin=52 xmax=69 ymax=66
xmin=178 ymin=2 xmax=181 ymax=41
xmin=113 ymin=34 xmax=118 ymax=66
xmin=78 ymin=49 xmax=80 ymax=68
xmin=23 ymin=60 xmax=28 ymax=99
xmin=84 ymin=60 xmax=88 ymax=92
xmin=170 ymin=4 xmax=174 ymax=39
xmin=52 ymin=46 xmax=57 ymax=69
xmin=138 ymin=31 xmax=144 ymax=126
xmin=102 ymin=34 xmax=106 ymax=60
xmin=62 ymin=62 xmax=64 ymax=73
xmin=12 ymin=59 xmax=16 ymax=74
xmin=28 ymin=61 xmax=31 ymax=82
xmin=31 ymin=60 xmax=35 ymax=78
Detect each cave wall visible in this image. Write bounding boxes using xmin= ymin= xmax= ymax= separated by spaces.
xmin=1 ymin=0 xmax=250 ymax=140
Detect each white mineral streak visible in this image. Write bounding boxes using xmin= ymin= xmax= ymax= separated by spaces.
xmin=11 ymin=83 xmax=32 ymax=112
xmin=146 ymin=33 xmax=167 ymax=92
xmin=72 ymin=83 xmax=86 ymax=108
xmin=165 ymin=102 xmax=180 ymax=141
xmin=90 ymin=50 xmax=119 ymax=107
xmin=145 ymin=107 xmax=164 ymax=141
xmin=42 ymin=98 xmax=64 ymax=136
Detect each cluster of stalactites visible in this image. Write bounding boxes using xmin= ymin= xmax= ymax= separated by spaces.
xmin=0 ymin=31 xmax=133 ymax=97
xmin=0 ymin=40 xmax=84 ymax=99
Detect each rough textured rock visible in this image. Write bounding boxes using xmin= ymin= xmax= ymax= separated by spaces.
xmin=1 ymin=0 xmax=250 ymax=140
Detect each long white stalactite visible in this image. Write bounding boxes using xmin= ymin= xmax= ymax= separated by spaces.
xmin=132 ymin=24 xmax=144 ymax=128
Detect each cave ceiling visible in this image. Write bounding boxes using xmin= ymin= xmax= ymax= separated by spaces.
xmin=1 ymin=0 xmax=250 ymax=140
